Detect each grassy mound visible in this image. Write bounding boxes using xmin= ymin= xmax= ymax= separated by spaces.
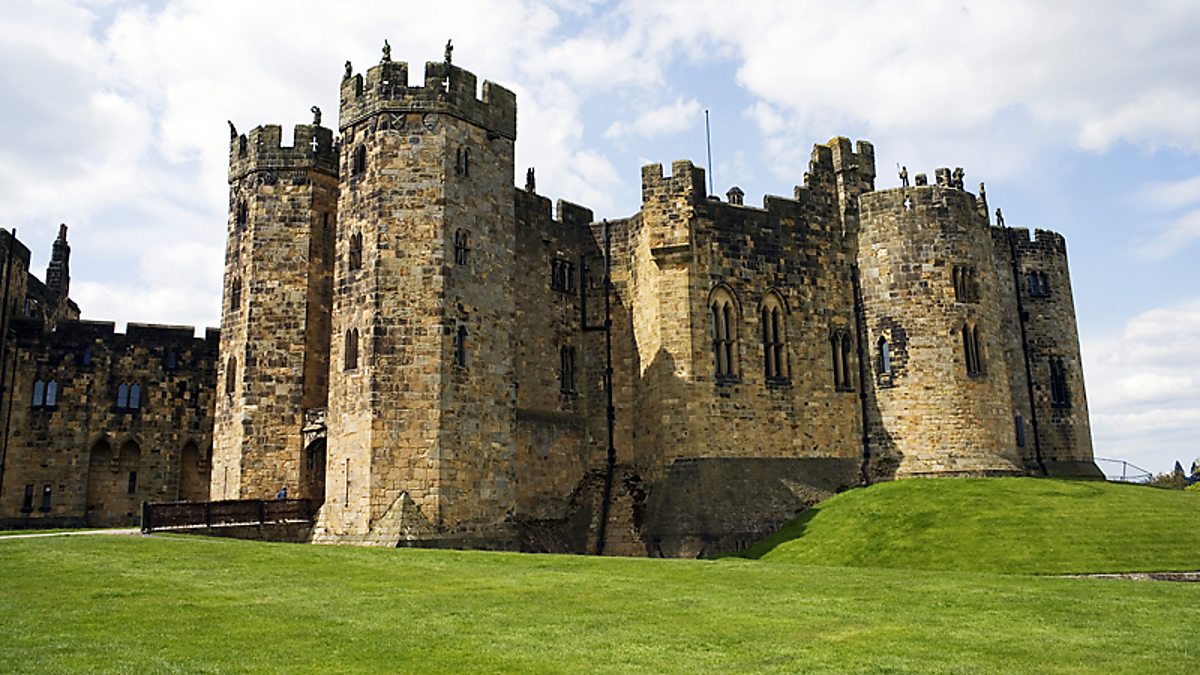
xmin=2 ymin=535 xmax=1198 ymax=672
xmin=739 ymin=477 xmax=1200 ymax=574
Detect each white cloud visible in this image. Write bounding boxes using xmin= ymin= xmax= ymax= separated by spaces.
xmin=604 ymin=98 xmax=702 ymax=141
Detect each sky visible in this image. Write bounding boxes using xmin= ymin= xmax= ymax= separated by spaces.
xmin=2 ymin=0 xmax=1200 ymax=477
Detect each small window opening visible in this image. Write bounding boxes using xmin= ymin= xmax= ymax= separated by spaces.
xmin=1028 ymin=271 xmax=1050 ymax=297
xmin=81 ymin=346 xmax=93 ymax=366
xmin=129 ymin=383 xmax=140 ymax=410
xmin=454 ymin=325 xmax=468 ymax=368
xmin=761 ymin=297 xmax=787 ymax=381
xmin=32 ymin=379 xmax=45 ymax=407
xmin=165 ymin=350 xmax=178 ymax=371
xmin=21 ymin=484 xmax=33 ymax=513
xmin=39 ymin=484 xmax=52 ymax=512
xmin=831 ymin=330 xmax=854 ymax=390
xmin=352 ymin=145 xmax=367 ymax=177
xmin=878 ymin=337 xmax=892 ymax=375
xmin=454 ymin=230 xmax=470 ymax=265
xmin=235 ymin=200 xmax=248 ymax=228
xmin=117 ymin=382 xmax=129 ymax=409
xmin=953 ymin=265 xmax=978 ymax=303
xmin=348 ymin=233 xmax=363 ymax=271
xmin=345 ymin=328 xmax=359 ymax=371
xmin=1049 ymin=357 xmax=1071 ymax=407
xmin=225 ymin=358 xmax=237 ymax=395
xmin=1015 ymin=415 xmax=1026 ymax=447
xmin=45 ymin=380 xmax=57 ymax=408
xmin=230 ymin=277 xmax=242 ymax=312
xmin=963 ymin=323 xmax=984 ymax=376
xmin=560 ymin=345 xmax=576 ymax=393
xmin=127 ymin=471 xmax=138 ymax=495
xmin=551 ymin=259 xmax=575 ymax=293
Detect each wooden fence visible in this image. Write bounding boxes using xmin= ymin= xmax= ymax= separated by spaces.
xmin=141 ymin=499 xmax=314 ymax=533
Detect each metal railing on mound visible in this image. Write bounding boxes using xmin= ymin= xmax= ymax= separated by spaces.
xmin=141 ymin=499 xmax=314 ymax=533
xmin=1094 ymin=457 xmax=1153 ymax=483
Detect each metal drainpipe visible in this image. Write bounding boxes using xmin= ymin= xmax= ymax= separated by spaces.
xmin=1003 ymin=219 xmax=1046 ymax=476
xmin=851 ymin=265 xmax=872 ymax=484
xmin=580 ymin=219 xmax=615 ymax=555
xmin=0 ymin=232 xmax=14 ymax=497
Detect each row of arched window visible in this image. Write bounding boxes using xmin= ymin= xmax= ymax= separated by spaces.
xmin=341 ymin=324 xmax=469 ymax=372
xmin=32 ymin=379 xmax=142 ymax=410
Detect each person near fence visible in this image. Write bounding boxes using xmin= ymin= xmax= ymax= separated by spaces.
xmin=276 ymin=486 xmax=287 ymax=500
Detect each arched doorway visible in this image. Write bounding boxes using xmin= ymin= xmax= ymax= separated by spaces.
xmin=178 ymin=441 xmax=210 ymax=502
xmin=85 ymin=438 xmax=141 ymax=526
xmin=302 ymin=438 xmax=326 ymax=509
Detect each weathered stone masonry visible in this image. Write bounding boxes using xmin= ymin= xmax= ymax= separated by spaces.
xmin=216 ymin=48 xmax=1099 ymax=555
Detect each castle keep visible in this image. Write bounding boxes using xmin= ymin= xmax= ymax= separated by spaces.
xmin=212 ymin=48 xmax=1099 ymax=556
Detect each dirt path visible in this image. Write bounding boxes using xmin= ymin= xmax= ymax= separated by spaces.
xmin=0 ymin=528 xmax=142 ymax=540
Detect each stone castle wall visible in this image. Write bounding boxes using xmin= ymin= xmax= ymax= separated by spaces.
xmin=0 ymin=320 xmax=216 ymax=528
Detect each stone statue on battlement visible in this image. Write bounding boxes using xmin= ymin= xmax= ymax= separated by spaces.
xmin=445 ymin=39 xmax=453 ymax=64
xmin=525 ymin=167 xmax=536 ymax=192
xmin=228 ymin=120 xmax=237 ymax=139
xmin=381 ymin=40 xmax=391 ymax=63
xmin=899 ymin=165 xmax=909 ymax=187
xmin=995 ymin=207 xmax=1005 ymax=227
xmin=311 ymin=106 xmax=321 ymax=126
xmin=952 ymin=167 xmax=965 ymax=190
xmin=344 ymin=61 xmax=353 ymax=79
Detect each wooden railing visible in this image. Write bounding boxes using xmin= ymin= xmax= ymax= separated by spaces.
xmin=141 ymin=499 xmax=314 ymax=533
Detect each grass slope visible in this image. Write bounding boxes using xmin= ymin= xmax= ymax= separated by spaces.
xmin=740 ymin=477 xmax=1200 ymax=573
xmin=1 ymin=535 xmax=1198 ymax=673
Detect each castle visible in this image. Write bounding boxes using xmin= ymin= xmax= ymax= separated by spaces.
xmin=0 ymin=46 xmax=1098 ymax=556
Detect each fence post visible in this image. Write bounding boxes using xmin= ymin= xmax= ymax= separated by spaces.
xmin=141 ymin=501 xmax=152 ymax=533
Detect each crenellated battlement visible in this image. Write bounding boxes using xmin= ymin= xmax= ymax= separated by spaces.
xmin=228 ymin=123 xmax=337 ymax=182
xmin=826 ymin=137 xmax=876 ymax=179
xmin=641 ymin=160 xmax=706 ymax=203
xmin=994 ymin=226 xmax=1068 ymax=257
xmin=339 ymin=58 xmax=516 ymax=140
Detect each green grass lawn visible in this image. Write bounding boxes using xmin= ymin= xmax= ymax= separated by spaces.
xmin=3 ymin=478 xmax=1199 ymax=672
xmin=739 ymin=477 xmax=1200 ymax=574
xmin=1 ymin=534 xmax=1198 ymax=673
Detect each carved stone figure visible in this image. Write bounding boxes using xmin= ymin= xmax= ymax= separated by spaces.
xmin=445 ymin=39 xmax=453 ymax=64
xmin=899 ymin=165 xmax=909 ymax=187
xmin=344 ymin=61 xmax=353 ymax=79
xmin=915 ymin=173 xmax=928 ymax=186
xmin=525 ymin=167 xmax=536 ymax=192
xmin=311 ymin=106 xmax=321 ymax=126
xmin=228 ymin=120 xmax=237 ymax=139
xmin=381 ymin=40 xmax=391 ymax=63
xmin=995 ymin=207 xmax=1005 ymax=227
xmin=979 ymin=182 xmax=986 ymax=202
xmin=952 ymin=167 xmax=964 ymax=190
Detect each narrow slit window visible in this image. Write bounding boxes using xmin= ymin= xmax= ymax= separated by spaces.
xmin=560 ymin=345 xmax=575 ymax=393
xmin=345 ymin=328 xmax=359 ymax=371
xmin=455 ymin=325 xmax=468 ymax=368
xmin=454 ymin=230 xmax=470 ymax=266
xmin=32 ymin=379 xmax=45 ymax=407
xmin=22 ymin=484 xmax=33 ymax=512
xmin=45 ymin=380 xmax=57 ymax=408
xmin=40 ymin=484 xmax=52 ymax=512
xmin=129 ymin=383 xmax=141 ymax=410
xmin=352 ymin=145 xmax=367 ymax=177
xmin=225 ymin=358 xmax=237 ymax=395
xmin=117 ymin=382 xmax=129 ymax=409
xmin=879 ymin=337 xmax=892 ymax=375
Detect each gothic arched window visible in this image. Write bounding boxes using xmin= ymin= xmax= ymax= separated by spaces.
xmin=760 ymin=292 xmax=788 ymax=381
xmin=345 ymin=328 xmax=359 ymax=371
xmin=710 ymin=287 xmax=738 ymax=378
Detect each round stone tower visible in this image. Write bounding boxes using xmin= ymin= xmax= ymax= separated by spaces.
xmin=856 ymin=177 xmax=1024 ymax=477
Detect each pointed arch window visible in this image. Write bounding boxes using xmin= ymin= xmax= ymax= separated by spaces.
xmin=225 ymin=357 xmax=237 ymax=395
xmin=760 ymin=293 xmax=788 ymax=381
xmin=129 ymin=383 xmax=141 ymax=410
xmin=953 ymin=265 xmax=978 ymax=303
xmin=117 ymin=382 xmax=129 ymax=409
xmin=710 ymin=288 xmax=738 ymax=378
xmin=235 ymin=200 xmax=248 ymax=228
xmin=878 ymin=337 xmax=892 ymax=375
xmin=345 ymin=328 xmax=359 ymax=371
xmin=962 ymin=323 xmax=984 ymax=376
xmin=1028 ymin=271 xmax=1050 ymax=297
xmin=45 ymin=380 xmax=58 ymax=408
xmin=831 ymin=329 xmax=854 ymax=390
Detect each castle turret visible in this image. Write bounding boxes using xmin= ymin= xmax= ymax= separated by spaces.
xmin=857 ymin=181 xmax=1024 ymax=477
xmin=212 ymin=118 xmax=338 ymax=502
xmin=45 ymin=224 xmax=69 ymax=301
xmin=314 ymin=50 xmax=519 ymax=546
